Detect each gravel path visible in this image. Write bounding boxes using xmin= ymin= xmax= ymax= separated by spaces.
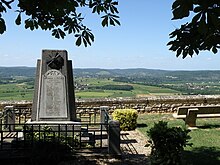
xmin=61 ymin=130 xmax=151 ymax=165
xmin=119 ymin=130 xmax=151 ymax=164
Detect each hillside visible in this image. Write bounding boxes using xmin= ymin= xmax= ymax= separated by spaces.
xmin=1 ymin=67 xmax=220 ymax=83
xmin=1 ymin=67 xmax=220 ymax=99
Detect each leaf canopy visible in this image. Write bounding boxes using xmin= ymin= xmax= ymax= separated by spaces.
xmin=169 ymin=0 xmax=220 ymax=58
xmin=0 ymin=0 xmax=120 ymax=47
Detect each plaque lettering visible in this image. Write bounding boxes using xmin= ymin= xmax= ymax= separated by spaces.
xmin=39 ymin=69 xmax=68 ymax=118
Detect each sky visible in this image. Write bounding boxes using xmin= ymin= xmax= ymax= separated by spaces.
xmin=0 ymin=0 xmax=220 ymax=70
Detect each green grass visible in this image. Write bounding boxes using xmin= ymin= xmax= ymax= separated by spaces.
xmin=75 ymin=91 xmax=113 ymax=98
xmin=0 ymin=77 xmax=182 ymax=100
xmin=75 ymin=78 xmax=181 ymax=99
xmin=0 ymin=83 xmax=34 ymax=101
xmin=137 ymin=113 xmax=220 ymax=165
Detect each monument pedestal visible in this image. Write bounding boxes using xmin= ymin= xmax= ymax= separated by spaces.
xmin=26 ymin=119 xmax=81 ymax=132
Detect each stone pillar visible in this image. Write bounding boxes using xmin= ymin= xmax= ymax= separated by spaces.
xmin=185 ymin=108 xmax=198 ymax=127
xmin=31 ymin=50 xmax=76 ymax=122
xmin=100 ymin=106 xmax=109 ymax=130
xmin=3 ymin=106 xmax=15 ymax=131
xmin=108 ymin=120 xmax=121 ymax=155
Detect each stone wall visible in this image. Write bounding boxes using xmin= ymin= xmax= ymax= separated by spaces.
xmin=1 ymin=95 xmax=220 ymax=113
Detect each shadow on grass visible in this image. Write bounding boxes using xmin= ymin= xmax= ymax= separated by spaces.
xmin=197 ymin=124 xmax=220 ymax=129
xmin=183 ymin=146 xmax=220 ymax=165
xmin=137 ymin=123 xmax=148 ymax=128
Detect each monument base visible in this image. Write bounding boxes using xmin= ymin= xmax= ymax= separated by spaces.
xmin=26 ymin=119 xmax=81 ymax=132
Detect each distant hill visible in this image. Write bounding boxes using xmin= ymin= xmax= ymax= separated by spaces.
xmin=1 ymin=67 xmax=220 ymax=83
xmin=73 ymin=68 xmax=220 ymax=83
xmin=0 ymin=67 xmax=36 ymax=77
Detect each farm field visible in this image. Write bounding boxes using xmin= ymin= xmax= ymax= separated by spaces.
xmin=0 ymin=77 xmax=181 ymax=101
xmin=74 ymin=78 xmax=181 ymax=99
xmin=2 ymin=67 xmax=220 ymax=100
xmin=0 ymin=83 xmax=34 ymax=101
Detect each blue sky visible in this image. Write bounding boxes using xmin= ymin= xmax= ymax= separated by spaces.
xmin=0 ymin=0 xmax=220 ymax=70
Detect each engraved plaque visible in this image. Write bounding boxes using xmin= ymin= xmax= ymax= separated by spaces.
xmin=39 ymin=69 xmax=67 ymax=119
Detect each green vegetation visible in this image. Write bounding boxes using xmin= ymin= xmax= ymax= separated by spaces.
xmin=0 ymin=0 xmax=119 ymax=47
xmin=76 ymin=91 xmax=113 ymax=98
xmin=0 ymin=83 xmax=34 ymax=101
xmin=2 ymin=67 xmax=220 ymax=100
xmin=147 ymin=121 xmax=191 ymax=165
xmin=91 ymin=84 xmax=134 ymax=91
xmin=112 ymin=109 xmax=138 ymax=131
xmin=75 ymin=77 xmax=180 ymax=99
xmin=137 ymin=113 xmax=220 ymax=165
xmin=25 ymin=126 xmax=73 ymax=165
xmin=169 ymin=0 xmax=220 ymax=57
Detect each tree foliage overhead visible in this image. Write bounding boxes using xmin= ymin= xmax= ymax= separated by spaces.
xmin=1 ymin=0 xmax=219 ymax=58
xmin=0 ymin=0 xmax=120 ymax=47
xmin=168 ymin=0 xmax=220 ymax=58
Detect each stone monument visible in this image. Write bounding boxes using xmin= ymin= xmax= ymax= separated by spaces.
xmin=29 ymin=50 xmax=77 ymax=124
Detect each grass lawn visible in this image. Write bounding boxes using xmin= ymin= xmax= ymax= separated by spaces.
xmin=137 ymin=113 xmax=220 ymax=165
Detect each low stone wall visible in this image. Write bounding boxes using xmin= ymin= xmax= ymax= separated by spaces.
xmin=1 ymin=95 xmax=220 ymax=113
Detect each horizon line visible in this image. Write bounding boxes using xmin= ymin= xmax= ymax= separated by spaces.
xmin=1 ymin=66 xmax=220 ymax=71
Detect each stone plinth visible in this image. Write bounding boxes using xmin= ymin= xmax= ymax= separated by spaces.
xmin=26 ymin=119 xmax=81 ymax=132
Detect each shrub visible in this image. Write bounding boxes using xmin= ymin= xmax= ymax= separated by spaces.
xmin=24 ymin=126 xmax=74 ymax=165
xmin=112 ymin=109 xmax=138 ymax=131
xmin=147 ymin=121 xmax=192 ymax=165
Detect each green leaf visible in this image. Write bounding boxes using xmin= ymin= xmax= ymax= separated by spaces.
xmin=1 ymin=0 xmax=12 ymax=9
xmin=192 ymin=13 xmax=201 ymax=24
xmin=76 ymin=36 xmax=82 ymax=46
xmin=88 ymin=32 xmax=94 ymax=42
xmin=182 ymin=49 xmax=188 ymax=59
xmin=176 ymin=48 xmax=182 ymax=57
xmin=189 ymin=48 xmax=194 ymax=56
xmin=52 ymin=28 xmax=65 ymax=39
xmin=194 ymin=48 xmax=199 ymax=55
xmin=0 ymin=17 xmax=6 ymax=34
xmin=198 ymin=14 xmax=208 ymax=34
xmin=82 ymin=37 xmax=87 ymax=47
xmin=112 ymin=17 xmax=120 ymax=26
xmin=58 ymin=28 xmax=66 ymax=39
xmin=92 ymin=6 xmax=97 ymax=13
xmin=167 ymin=41 xmax=174 ymax=46
xmin=212 ymin=47 xmax=218 ymax=54
xmin=208 ymin=13 xmax=219 ymax=27
xmin=194 ymin=6 xmax=202 ymax=13
xmin=109 ymin=18 xmax=115 ymax=26
xmin=15 ymin=13 xmax=21 ymax=25
xmin=101 ymin=16 xmax=108 ymax=27
xmin=172 ymin=0 xmax=180 ymax=10
xmin=172 ymin=0 xmax=191 ymax=20
xmin=0 ymin=2 xmax=6 ymax=13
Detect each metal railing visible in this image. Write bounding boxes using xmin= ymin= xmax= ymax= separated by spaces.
xmin=0 ymin=123 xmax=109 ymax=152
xmin=0 ymin=106 xmax=121 ymax=155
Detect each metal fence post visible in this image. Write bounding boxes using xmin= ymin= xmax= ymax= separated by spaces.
xmin=108 ymin=120 xmax=121 ymax=155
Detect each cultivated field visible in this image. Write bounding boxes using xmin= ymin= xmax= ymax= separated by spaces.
xmin=75 ymin=78 xmax=180 ymax=99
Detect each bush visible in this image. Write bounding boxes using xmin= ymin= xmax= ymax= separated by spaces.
xmin=24 ymin=126 xmax=74 ymax=165
xmin=147 ymin=121 xmax=192 ymax=165
xmin=112 ymin=109 xmax=138 ymax=131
